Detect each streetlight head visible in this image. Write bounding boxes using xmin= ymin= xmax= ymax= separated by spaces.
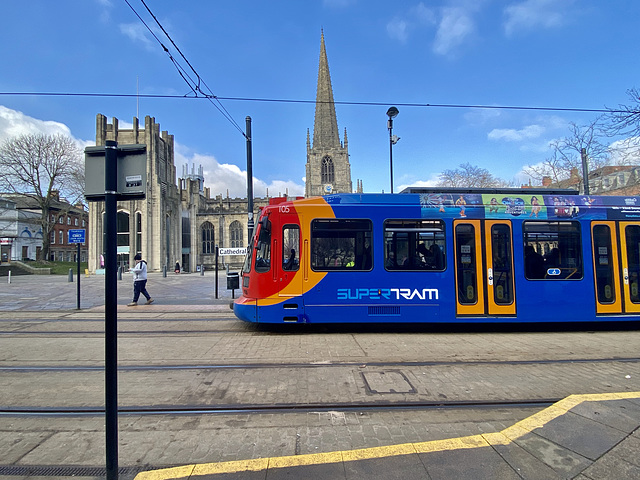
xmin=386 ymin=106 xmax=399 ymax=119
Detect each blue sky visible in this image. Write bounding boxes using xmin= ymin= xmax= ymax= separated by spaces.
xmin=1 ymin=0 xmax=639 ymax=198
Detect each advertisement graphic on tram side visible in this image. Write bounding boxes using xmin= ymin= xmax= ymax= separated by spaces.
xmin=418 ymin=192 xmax=612 ymax=220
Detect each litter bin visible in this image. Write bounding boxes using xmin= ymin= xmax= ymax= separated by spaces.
xmin=227 ymin=272 xmax=240 ymax=298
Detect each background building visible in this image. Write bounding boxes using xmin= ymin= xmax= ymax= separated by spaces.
xmin=1 ymin=192 xmax=87 ymax=262
xmin=88 ymin=115 xmax=180 ymax=273
xmin=87 ymin=32 xmax=354 ymax=273
xmin=305 ymin=31 xmax=352 ymax=197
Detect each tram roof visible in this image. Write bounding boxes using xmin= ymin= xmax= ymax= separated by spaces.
xmin=400 ymin=187 xmax=578 ymax=195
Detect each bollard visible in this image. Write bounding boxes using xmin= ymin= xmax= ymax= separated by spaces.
xmin=68 ymin=268 xmax=73 ymax=282
xmin=117 ymin=266 xmax=122 ymax=281
xmin=7 ymin=270 xmax=11 ymax=284
xmin=200 ymin=265 xmax=205 ymax=276
xmin=163 ymin=265 xmax=167 ymax=278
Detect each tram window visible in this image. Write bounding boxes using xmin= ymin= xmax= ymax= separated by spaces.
xmin=242 ymin=222 xmax=258 ymax=274
xmin=523 ymin=222 xmax=582 ymax=280
xmin=311 ymin=219 xmax=372 ymax=271
xmin=592 ymin=224 xmax=616 ymax=304
xmin=455 ymin=224 xmax=478 ymax=305
xmin=282 ymin=225 xmax=300 ymax=271
xmin=624 ymin=225 xmax=640 ymax=303
xmin=255 ymin=219 xmax=272 ymax=273
xmin=491 ymin=224 xmax=513 ymax=304
xmin=383 ymin=220 xmax=445 ymax=271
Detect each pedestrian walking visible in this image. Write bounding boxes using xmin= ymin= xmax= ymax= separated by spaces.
xmin=128 ymin=253 xmax=153 ymax=306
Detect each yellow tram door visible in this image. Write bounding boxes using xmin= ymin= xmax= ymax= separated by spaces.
xmin=591 ymin=222 xmax=622 ymax=314
xmin=454 ymin=220 xmax=485 ymax=315
xmin=618 ymin=222 xmax=640 ymax=314
xmin=484 ymin=220 xmax=516 ymax=315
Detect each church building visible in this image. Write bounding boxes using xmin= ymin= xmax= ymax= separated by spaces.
xmin=87 ymin=32 xmax=354 ymax=273
xmin=306 ymin=31 xmax=352 ymax=197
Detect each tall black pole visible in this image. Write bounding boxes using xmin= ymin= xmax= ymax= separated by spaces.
xmin=76 ymin=242 xmax=81 ymax=310
xmin=104 ymin=140 xmax=119 ymax=480
xmin=388 ymin=118 xmax=394 ymax=194
xmin=246 ymin=116 xmax=254 ymax=242
xmin=581 ymin=147 xmax=590 ymax=195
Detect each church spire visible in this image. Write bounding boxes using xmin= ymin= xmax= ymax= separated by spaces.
xmin=313 ymin=30 xmax=340 ymax=149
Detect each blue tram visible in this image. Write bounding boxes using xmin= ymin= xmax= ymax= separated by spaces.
xmin=233 ymin=188 xmax=640 ymax=324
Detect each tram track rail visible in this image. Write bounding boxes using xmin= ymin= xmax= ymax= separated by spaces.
xmin=1 ymin=356 xmax=639 ymax=372
xmin=0 ymin=398 xmax=558 ymax=417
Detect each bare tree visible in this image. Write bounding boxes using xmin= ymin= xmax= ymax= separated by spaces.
xmin=523 ymin=120 xmax=608 ymax=187
xmin=603 ymin=87 xmax=640 ymax=138
xmin=0 ymin=134 xmax=83 ymax=260
xmin=437 ymin=162 xmax=512 ymax=188
xmin=601 ymin=87 xmax=640 ymax=165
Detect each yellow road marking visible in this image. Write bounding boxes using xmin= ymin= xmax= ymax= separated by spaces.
xmin=134 ymin=391 xmax=640 ymax=480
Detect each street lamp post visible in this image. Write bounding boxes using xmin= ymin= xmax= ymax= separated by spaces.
xmin=386 ymin=107 xmax=399 ymax=194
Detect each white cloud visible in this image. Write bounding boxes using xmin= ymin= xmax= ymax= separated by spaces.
xmin=323 ymin=0 xmax=356 ymax=7
xmin=397 ymin=173 xmax=440 ymax=192
xmin=387 ymin=18 xmax=410 ymax=43
xmin=0 ymin=106 xmax=92 ymax=150
xmin=463 ymin=107 xmax=502 ymax=126
xmin=119 ymin=23 xmax=155 ymax=50
xmin=608 ymin=137 xmax=640 ymax=165
xmin=387 ymin=3 xmax=475 ymax=57
xmin=433 ymin=7 xmax=476 ymax=56
xmin=504 ymin=0 xmax=573 ymax=36
xmin=174 ymin=144 xmax=304 ymax=199
xmin=488 ymin=124 xmax=545 ymax=142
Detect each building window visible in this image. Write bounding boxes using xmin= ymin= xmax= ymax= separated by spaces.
xmin=201 ymin=222 xmax=215 ymax=254
xmin=182 ymin=214 xmax=191 ymax=253
xmin=136 ymin=212 xmax=142 ymax=254
xmin=229 ymin=221 xmax=243 ymax=248
xmin=82 ymin=219 xmax=86 ymax=227
xmin=74 ymin=218 xmax=78 ymax=226
xmin=51 ymin=230 xmax=56 ymax=244
xmin=51 ymin=214 xmax=56 ymax=222
xmin=321 ymin=156 xmax=335 ymax=184
xmin=59 ymin=231 xmax=64 ymax=245
xmin=311 ymin=219 xmax=372 ymax=271
xmin=117 ymin=211 xmax=130 ymax=247
xmin=67 ymin=217 xmax=71 ymax=225
xmin=59 ymin=216 xmax=64 ymax=224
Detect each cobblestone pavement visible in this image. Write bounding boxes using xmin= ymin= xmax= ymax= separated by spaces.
xmin=1 ymin=273 xmax=639 ymax=479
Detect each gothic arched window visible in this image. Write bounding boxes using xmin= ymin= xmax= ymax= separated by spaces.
xmin=201 ymin=222 xmax=215 ymax=254
xmin=229 ymin=221 xmax=243 ymax=248
xmin=321 ymin=156 xmax=334 ymax=184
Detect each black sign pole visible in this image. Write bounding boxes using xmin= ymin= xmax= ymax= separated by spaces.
xmin=104 ymin=140 xmax=119 ymax=480
xmin=77 ymin=242 xmax=81 ymax=310
xmin=215 ymin=246 xmax=219 ymax=299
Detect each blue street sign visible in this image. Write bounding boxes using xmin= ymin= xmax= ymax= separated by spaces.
xmin=68 ymin=229 xmax=86 ymax=244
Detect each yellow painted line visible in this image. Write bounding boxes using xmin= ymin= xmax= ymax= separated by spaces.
xmin=134 ymin=391 xmax=640 ymax=480
xmin=134 ymin=464 xmax=194 ymax=480
xmin=192 ymin=458 xmax=268 ymax=475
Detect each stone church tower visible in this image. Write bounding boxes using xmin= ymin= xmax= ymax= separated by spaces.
xmin=306 ymin=32 xmax=352 ymax=197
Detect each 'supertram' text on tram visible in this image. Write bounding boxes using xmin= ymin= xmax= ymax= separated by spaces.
xmin=337 ymin=288 xmax=439 ymax=301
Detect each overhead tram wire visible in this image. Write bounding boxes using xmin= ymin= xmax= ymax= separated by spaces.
xmin=123 ymin=0 xmax=246 ymax=138
xmin=0 ymin=90 xmax=627 ymax=115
